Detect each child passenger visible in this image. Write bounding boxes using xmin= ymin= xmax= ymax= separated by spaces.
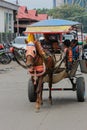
xmin=63 ymin=39 xmax=73 ymax=71
xmin=71 ymin=39 xmax=79 ymax=60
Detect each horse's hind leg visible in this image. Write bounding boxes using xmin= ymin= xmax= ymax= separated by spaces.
xmin=48 ymin=73 xmax=53 ymax=104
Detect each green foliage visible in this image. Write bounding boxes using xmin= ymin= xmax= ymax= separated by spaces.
xmin=37 ymin=8 xmax=49 ymax=14
xmin=48 ymin=4 xmax=85 ymax=20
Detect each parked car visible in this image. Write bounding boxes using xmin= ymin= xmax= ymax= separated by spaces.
xmin=11 ymin=36 xmax=27 ymax=49
xmin=62 ymin=34 xmax=74 ymax=42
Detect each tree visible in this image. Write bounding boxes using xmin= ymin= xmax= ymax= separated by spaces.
xmin=48 ymin=4 xmax=85 ymax=19
xmin=37 ymin=8 xmax=49 ymax=14
xmin=48 ymin=4 xmax=87 ymax=32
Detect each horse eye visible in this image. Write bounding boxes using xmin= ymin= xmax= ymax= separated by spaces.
xmin=33 ymin=50 xmax=36 ymax=54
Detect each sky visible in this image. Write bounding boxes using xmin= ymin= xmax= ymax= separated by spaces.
xmin=5 ymin=0 xmax=53 ymax=9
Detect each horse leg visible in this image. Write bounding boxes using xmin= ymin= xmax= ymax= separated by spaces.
xmin=37 ymin=83 xmax=43 ymax=106
xmin=48 ymin=73 xmax=53 ymax=104
xmin=35 ymin=76 xmax=43 ymax=110
xmin=35 ymin=93 xmax=40 ymax=110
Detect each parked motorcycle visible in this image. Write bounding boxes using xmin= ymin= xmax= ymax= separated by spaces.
xmin=0 ymin=41 xmax=14 ymax=64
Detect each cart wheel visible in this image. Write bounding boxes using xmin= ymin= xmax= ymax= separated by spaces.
xmin=28 ymin=79 xmax=37 ymax=102
xmin=76 ymin=77 xmax=85 ymax=102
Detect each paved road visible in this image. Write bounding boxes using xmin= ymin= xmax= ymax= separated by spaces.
xmin=0 ymin=62 xmax=87 ymax=130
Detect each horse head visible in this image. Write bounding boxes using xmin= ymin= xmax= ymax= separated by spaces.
xmin=26 ymin=41 xmax=37 ymax=68
xmin=26 ymin=41 xmax=46 ymax=77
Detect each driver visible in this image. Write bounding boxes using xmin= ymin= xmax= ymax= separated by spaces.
xmin=40 ymin=34 xmax=59 ymax=54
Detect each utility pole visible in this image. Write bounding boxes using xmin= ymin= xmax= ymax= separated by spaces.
xmin=16 ymin=0 xmax=19 ymax=36
xmin=17 ymin=17 xmax=19 ymax=36
xmin=16 ymin=0 xmax=18 ymax=5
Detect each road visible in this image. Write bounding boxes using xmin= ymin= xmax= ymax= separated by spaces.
xmin=0 ymin=62 xmax=87 ymax=130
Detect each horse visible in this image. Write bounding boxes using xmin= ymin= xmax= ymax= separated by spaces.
xmin=25 ymin=40 xmax=55 ymax=110
xmin=12 ymin=38 xmax=79 ymax=111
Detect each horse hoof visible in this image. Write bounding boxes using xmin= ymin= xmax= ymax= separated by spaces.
xmin=41 ymin=101 xmax=43 ymax=105
xmin=35 ymin=109 xmax=40 ymax=113
xmin=48 ymin=98 xmax=52 ymax=105
xmin=40 ymin=100 xmax=43 ymax=105
xmin=35 ymin=103 xmax=40 ymax=110
xmin=49 ymin=100 xmax=52 ymax=105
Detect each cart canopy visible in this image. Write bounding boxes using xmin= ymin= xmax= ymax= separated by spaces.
xmin=25 ymin=19 xmax=81 ymax=34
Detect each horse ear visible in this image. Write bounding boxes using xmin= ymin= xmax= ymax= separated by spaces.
xmin=25 ymin=39 xmax=28 ymax=44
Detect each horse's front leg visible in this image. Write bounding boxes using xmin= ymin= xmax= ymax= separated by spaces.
xmin=40 ymin=83 xmax=43 ymax=105
xmin=48 ymin=73 xmax=53 ymax=105
xmin=35 ymin=76 xmax=43 ymax=110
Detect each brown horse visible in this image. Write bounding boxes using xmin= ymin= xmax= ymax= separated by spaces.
xmin=26 ymin=40 xmax=55 ymax=110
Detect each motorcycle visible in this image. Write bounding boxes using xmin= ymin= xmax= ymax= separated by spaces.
xmin=0 ymin=42 xmax=14 ymax=64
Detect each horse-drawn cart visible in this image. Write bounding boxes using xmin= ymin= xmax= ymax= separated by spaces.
xmin=13 ymin=19 xmax=87 ymax=110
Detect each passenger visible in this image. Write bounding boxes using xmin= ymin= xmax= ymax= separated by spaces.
xmin=84 ymin=36 xmax=87 ymax=44
xmin=71 ymin=39 xmax=79 ymax=60
xmin=52 ymin=40 xmax=60 ymax=53
xmin=85 ymin=36 xmax=87 ymax=43
xmin=82 ymin=42 xmax=87 ymax=60
xmin=40 ymin=34 xmax=53 ymax=54
xmin=63 ymin=39 xmax=73 ymax=71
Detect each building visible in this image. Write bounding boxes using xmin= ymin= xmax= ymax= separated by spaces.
xmin=0 ymin=0 xmax=18 ymax=33
xmin=15 ymin=6 xmax=48 ymax=35
xmin=0 ymin=0 xmax=48 ymax=35
xmin=53 ymin=0 xmax=64 ymax=7
xmin=53 ymin=0 xmax=87 ymax=8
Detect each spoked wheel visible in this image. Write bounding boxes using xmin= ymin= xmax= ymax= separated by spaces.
xmin=76 ymin=77 xmax=85 ymax=102
xmin=13 ymin=48 xmax=27 ymax=69
xmin=28 ymin=78 xmax=37 ymax=102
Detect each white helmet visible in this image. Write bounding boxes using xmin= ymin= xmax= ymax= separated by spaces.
xmin=39 ymin=37 xmax=44 ymax=41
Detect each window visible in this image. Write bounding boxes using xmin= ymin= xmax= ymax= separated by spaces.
xmin=4 ymin=12 xmax=13 ymax=32
xmin=4 ymin=13 xmax=8 ymax=32
xmin=8 ymin=13 xmax=12 ymax=32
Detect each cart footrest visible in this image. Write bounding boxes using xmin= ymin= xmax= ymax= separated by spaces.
xmin=43 ymin=88 xmax=76 ymax=91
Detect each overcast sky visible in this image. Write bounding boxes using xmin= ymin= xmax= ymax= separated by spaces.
xmin=5 ymin=0 xmax=53 ymax=9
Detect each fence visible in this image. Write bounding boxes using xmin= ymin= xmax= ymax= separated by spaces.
xmin=0 ymin=33 xmax=16 ymax=43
